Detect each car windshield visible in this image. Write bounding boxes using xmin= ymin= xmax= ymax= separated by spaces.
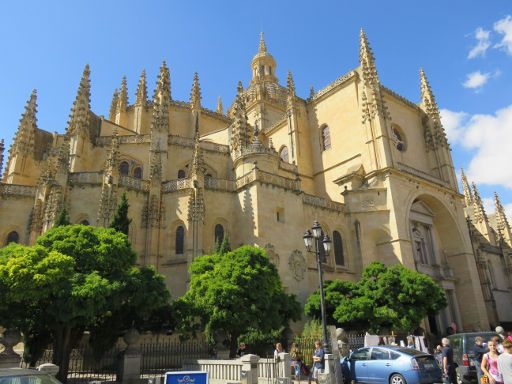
xmin=0 ymin=374 xmax=61 ymax=384
xmin=396 ymin=348 xmax=427 ymax=356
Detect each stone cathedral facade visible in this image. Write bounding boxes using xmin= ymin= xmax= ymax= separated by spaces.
xmin=1 ymin=31 xmax=511 ymax=333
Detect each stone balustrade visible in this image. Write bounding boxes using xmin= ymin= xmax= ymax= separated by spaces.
xmin=119 ymin=176 xmax=150 ymax=192
xmin=162 ymin=178 xmax=192 ymax=193
xmin=235 ymin=169 xmax=300 ymax=192
xmin=168 ymin=135 xmax=230 ymax=154
xmin=302 ymin=193 xmax=344 ymax=212
xmin=0 ymin=183 xmax=37 ymax=198
xmin=96 ymin=135 xmax=150 ymax=146
xmin=396 ymin=162 xmax=449 ymax=187
xmin=278 ymin=160 xmax=297 ymax=173
xmin=204 ymin=177 xmax=236 ymax=192
xmin=69 ymin=172 xmax=103 ymax=185
xmin=183 ymin=359 xmax=243 ymax=384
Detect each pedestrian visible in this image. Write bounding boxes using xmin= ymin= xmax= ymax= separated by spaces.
xmin=290 ymin=342 xmax=303 ymax=380
xmin=473 ymin=336 xmax=489 ymax=384
xmin=498 ymin=338 xmax=512 ymax=384
xmin=434 ymin=345 xmax=443 ymax=367
xmin=493 ymin=335 xmax=505 ymax=354
xmin=237 ymin=342 xmax=247 ymax=357
xmin=274 ymin=342 xmax=284 ymax=359
xmin=482 ymin=339 xmax=503 ymax=384
xmin=442 ymin=337 xmax=457 ymax=384
xmin=312 ymin=340 xmax=325 ymax=384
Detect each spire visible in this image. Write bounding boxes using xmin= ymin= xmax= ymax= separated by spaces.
xmin=109 ymin=89 xmax=119 ymax=121
xmin=237 ymin=80 xmax=244 ymax=95
xmin=420 ymin=68 xmax=448 ymax=149
xmin=359 ymin=28 xmax=379 ymax=87
xmin=150 ymin=61 xmax=171 ymax=133
xmin=309 ymin=85 xmax=315 ymax=99
xmin=0 ymin=139 xmax=4 ymax=178
xmin=230 ymin=83 xmax=250 ymax=152
xmin=105 ymin=129 xmax=120 ymax=173
xmin=472 ymin=182 xmax=488 ymax=224
xmin=216 ymin=96 xmax=223 ymax=114
xmin=67 ymin=64 xmax=91 ymax=137
xmin=191 ymin=113 xmax=205 ymax=177
xmin=135 ymin=70 xmax=148 ymax=106
xmin=12 ymin=89 xmax=38 ymax=156
xmin=190 ymin=72 xmax=202 ymax=111
xmin=117 ymin=76 xmax=129 ymax=112
xmin=461 ymin=168 xmax=473 ymax=207
xmin=494 ymin=192 xmax=511 ymax=238
xmin=287 ymin=71 xmax=296 ymax=97
xmin=259 ymin=32 xmax=267 ymax=53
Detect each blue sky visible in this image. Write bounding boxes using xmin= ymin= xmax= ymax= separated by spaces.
xmin=0 ymin=0 xmax=511 ymax=215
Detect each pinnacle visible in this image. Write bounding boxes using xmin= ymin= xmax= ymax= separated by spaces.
xmin=287 ymin=71 xmax=296 ymax=95
xmin=237 ymin=81 xmax=244 ymax=95
xmin=190 ymin=72 xmax=202 ymax=110
xmin=359 ymin=28 xmax=378 ymax=86
xmin=118 ymin=76 xmax=129 ymax=110
xmin=136 ymin=70 xmax=148 ymax=106
xmin=259 ymin=32 xmax=267 ymax=53
xmin=67 ymin=64 xmax=91 ymax=136
xmin=109 ymin=88 xmax=119 ymax=121
xmin=216 ymin=96 xmax=223 ymax=114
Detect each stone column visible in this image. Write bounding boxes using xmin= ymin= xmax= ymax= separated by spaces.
xmin=278 ymin=352 xmax=291 ymax=382
xmin=240 ymin=354 xmax=259 ymax=384
xmin=0 ymin=329 xmax=22 ymax=368
xmin=118 ymin=328 xmax=141 ymax=384
xmin=318 ymin=353 xmax=336 ymax=384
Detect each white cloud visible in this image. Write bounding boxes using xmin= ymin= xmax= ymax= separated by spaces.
xmin=494 ymin=15 xmax=512 ymax=55
xmin=440 ymin=109 xmax=468 ymax=143
xmin=445 ymin=105 xmax=512 ymax=189
xmin=468 ymin=27 xmax=491 ymax=59
xmin=462 ymin=71 xmax=491 ymax=89
xmin=482 ymin=197 xmax=494 ymax=216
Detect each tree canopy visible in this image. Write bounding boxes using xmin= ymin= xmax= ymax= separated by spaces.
xmin=305 ymin=261 xmax=447 ymax=333
xmin=110 ymin=191 xmax=132 ymax=235
xmin=0 ymin=225 xmax=170 ymax=382
xmin=178 ymin=245 xmax=301 ymax=357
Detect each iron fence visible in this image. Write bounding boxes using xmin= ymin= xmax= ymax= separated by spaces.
xmin=21 ymin=343 xmax=122 ymax=384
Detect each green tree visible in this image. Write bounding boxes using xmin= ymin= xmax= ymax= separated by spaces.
xmin=178 ymin=245 xmax=301 ymax=357
xmin=0 ymin=225 xmax=170 ymax=382
xmin=215 ymin=234 xmax=231 ymax=255
xmin=305 ymin=261 xmax=447 ymax=333
xmin=110 ymin=192 xmax=132 ymax=235
xmin=54 ymin=207 xmax=70 ymax=226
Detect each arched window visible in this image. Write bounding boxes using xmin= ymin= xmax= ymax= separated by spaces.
xmin=279 ymin=146 xmax=289 ymax=162
xmin=391 ymin=125 xmax=406 ymax=152
xmin=175 ymin=226 xmax=185 ymax=255
xmin=119 ymin=161 xmax=129 ymax=176
xmin=133 ymin=167 xmax=142 ymax=179
xmin=178 ymin=169 xmax=186 ymax=179
xmin=333 ymin=231 xmax=345 ymax=266
xmin=80 ymin=220 xmax=90 ymax=226
xmin=321 ymin=125 xmax=331 ymax=151
xmin=6 ymin=231 xmax=19 ymax=245
xmin=214 ymin=224 xmax=224 ymax=245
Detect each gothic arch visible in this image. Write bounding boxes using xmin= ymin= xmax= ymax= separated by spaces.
xmin=3 ymin=226 xmax=22 ymax=245
xmin=75 ymin=214 xmax=91 ymax=225
xmin=211 ymin=218 xmax=229 ymax=247
xmin=170 ymin=220 xmax=187 ymax=257
xmin=279 ymin=146 xmax=289 ymax=162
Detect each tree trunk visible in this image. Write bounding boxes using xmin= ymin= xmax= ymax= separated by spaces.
xmin=52 ymin=326 xmax=83 ymax=383
xmin=228 ymin=334 xmax=240 ymax=359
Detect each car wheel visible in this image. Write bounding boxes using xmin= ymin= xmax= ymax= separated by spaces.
xmin=390 ymin=374 xmax=407 ymax=384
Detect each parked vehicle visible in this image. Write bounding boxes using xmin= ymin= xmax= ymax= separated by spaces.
xmin=447 ymin=331 xmax=498 ymax=384
xmin=340 ymin=346 xmax=442 ymax=384
xmin=0 ymin=365 xmax=61 ymax=384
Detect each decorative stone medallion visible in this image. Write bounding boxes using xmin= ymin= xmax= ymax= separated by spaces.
xmin=288 ymin=250 xmax=306 ymax=281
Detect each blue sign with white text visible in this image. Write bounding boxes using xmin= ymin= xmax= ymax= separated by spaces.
xmin=165 ymin=371 xmax=208 ymax=384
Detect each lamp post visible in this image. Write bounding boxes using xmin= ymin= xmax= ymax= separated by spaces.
xmin=303 ymin=220 xmax=332 ymax=353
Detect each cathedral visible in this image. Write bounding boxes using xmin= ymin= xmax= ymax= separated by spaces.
xmin=1 ymin=30 xmax=511 ymax=333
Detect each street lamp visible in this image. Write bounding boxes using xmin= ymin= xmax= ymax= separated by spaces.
xmin=303 ymin=220 xmax=331 ymax=353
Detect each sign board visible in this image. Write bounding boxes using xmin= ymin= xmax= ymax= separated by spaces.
xmin=165 ymin=371 xmax=208 ymax=384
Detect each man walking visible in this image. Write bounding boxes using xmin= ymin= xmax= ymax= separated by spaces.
xmin=498 ymin=339 xmax=512 ymax=384
xmin=442 ymin=338 xmax=457 ymax=384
